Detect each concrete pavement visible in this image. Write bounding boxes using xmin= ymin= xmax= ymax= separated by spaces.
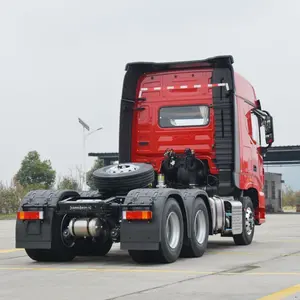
xmin=0 ymin=215 xmax=300 ymax=299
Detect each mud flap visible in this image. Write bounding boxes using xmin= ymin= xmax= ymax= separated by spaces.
xmin=15 ymin=208 xmax=55 ymax=249
xmin=15 ymin=190 xmax=79 ymax=249
xmin=120 ymin=189 xmax=164 ymax=251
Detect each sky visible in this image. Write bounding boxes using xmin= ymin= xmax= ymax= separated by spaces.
xmin=1 ymin=0 xmax=300 ymax=188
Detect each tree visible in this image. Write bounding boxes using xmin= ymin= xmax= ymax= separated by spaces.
xmin=282 ymin=185 xmax=298 ymax=207
xmin=15 ymin=151 xmax=56 ymax=189
xmin=57 ymin=175 xmax=80 ymax=191
xmin=86 ymin=158 xmax=104 ymax=190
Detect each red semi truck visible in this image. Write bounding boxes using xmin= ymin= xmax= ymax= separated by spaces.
xmin=15 ymin=55 xmax=274 ymax=264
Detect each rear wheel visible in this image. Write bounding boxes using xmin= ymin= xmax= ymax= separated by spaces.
xmin=128 ymin=250 xmax=158 ymax=264
xmin=180 ymin=197 xmax=209 ymax=257
xmin=75 ymin=238 xmax=113 ymax=256
xmin=233 ymin=196 xmax=255 ymax=245
xmin=25 ymin=214 xmax=76 ymax=262
xmin=157 ymin=198 xmax=184 ymax=263
xmin=129 ymin=198 xmax=184 ymax=264
xmin=25 ymin=249 xmax=58 ymax=262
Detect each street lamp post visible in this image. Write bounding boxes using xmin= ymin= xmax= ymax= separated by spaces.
xmin=78 ymin=117 xmax=103 ymax=190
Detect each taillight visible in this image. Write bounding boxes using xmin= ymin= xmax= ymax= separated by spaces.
xmin=17 ymin=211 xmax=44 ymax=220
xmin=122 ymin=210 xmax=152 ymax=220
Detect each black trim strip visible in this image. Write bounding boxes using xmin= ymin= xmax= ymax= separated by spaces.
xmin=212 ymin=68 xmax=235 ymax=195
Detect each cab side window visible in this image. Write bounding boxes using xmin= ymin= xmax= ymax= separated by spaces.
xmin=251 ymin=113 xmax=260 ymax=145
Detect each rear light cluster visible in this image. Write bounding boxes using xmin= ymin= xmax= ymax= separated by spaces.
xmin=122 ymin=210 xmax=152 ymax=220
xmin=17 ymin=210 xmax=152 ymax=221
xmin=17 ymin=211 xmax=44 ymax=220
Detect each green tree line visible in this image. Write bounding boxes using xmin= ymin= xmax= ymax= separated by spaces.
xmin=282 ymin=185 xmax=300 ymax=207
xmin=1 ymin=150 xmax=299 ymax=216
xmin=0 ymin=150 xmax=103 ymax=215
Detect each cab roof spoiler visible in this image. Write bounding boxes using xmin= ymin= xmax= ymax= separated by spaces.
xmin=125 ymin=55 xmax=234 ymax=72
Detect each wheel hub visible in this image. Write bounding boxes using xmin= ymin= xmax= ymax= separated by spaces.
xmin=245 ymin=207 xmax=254 ymax=235
xmin=194 ymin=210 xmax=206 ymax=244
xmin=166 ymin=212 xmax=180 ymax=249
xmin=106 ymin=163 xmax=139 ymax=174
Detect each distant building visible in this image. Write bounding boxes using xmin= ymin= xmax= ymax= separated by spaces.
xmin=264 ymin=172 xmax=284 ymax=212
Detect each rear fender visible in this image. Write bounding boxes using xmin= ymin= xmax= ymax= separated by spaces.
xmin=182 ymin=189 xmax=212 ymax=235
xmin=15 ymin=190 xmax=80 ymax=249
xmin=120 ymin=188 xmax=210 ymax=251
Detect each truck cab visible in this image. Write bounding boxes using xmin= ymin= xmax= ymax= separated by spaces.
xmin=119 ymin=55 xmax=274 ymax=225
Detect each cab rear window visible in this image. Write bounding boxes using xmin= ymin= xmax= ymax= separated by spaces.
xmin=159 ymin=105 xmax=209 ymax=128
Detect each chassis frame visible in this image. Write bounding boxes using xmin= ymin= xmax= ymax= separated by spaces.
xmin=15 ymin=187 xmax=244 ymax=253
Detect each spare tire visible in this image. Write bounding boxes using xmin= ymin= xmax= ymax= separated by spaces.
xmin=93 ymin=162 xmax=155 ymax=193
xmin=79 ymin=191 xmax=101 ymax=198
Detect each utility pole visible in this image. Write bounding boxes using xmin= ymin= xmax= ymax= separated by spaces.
xmin=78 ymin=117 xmax=103 ymax=190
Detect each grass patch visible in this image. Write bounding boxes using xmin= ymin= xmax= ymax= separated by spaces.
xmin=283 ymin=206 xmax=296 ymax=212
xmin=0 ymin=213 xmax=16 ymax=220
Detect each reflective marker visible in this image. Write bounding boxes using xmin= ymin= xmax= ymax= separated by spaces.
xmin=122 ymin=210 xmax=152 ymax=220
xmin=17 ymin=211 xmax=44 ymax=220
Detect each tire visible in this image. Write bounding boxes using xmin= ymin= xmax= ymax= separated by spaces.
xmin=180 ymin=197 xmax=209 ymax=258
xmin=128 ymin=250 xmax=158 ymax=264
xmin=128 ymin=198 xmax=184 ymax=264
xmin=25 ymin=213 xmax=76 ymax=262
xmin=79 ymin=191 xmax=101 ymax=198
xmin=233 ymin=196 xmax=255 ymax=245
xmin=75 ymin=238 xmax=113 ymax=256
xmin=25 ymin=249 xmax=58 ymax=262
xmin=157 ymin=197 xmax=184 ymax=263
xmin=93 ymin=163 xmax=154 ymax=194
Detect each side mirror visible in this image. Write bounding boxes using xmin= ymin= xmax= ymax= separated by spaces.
xmin=259 ymin=146 xmax=268 ymax=156
xmin=264 ymin=115 xmax=274 ymax=145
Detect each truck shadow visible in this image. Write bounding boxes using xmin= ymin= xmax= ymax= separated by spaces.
xmin=27 ymin=239 xmax=248 ymax=267
xmin=51 ymin=240 xmax=239 ymax=266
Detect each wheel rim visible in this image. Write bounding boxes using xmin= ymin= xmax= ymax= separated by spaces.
xmin=61 ymin=215 xmax=75 ymax=248
xmin=166 ymin=211 xmax=181 ymax=249
xmin=194 ymin=210 xmax=206 ymax=244
xmin=106 ymin=163 xmax=139 ymax=174
xmin=245 ymin=207 xmax=254 ymax=235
